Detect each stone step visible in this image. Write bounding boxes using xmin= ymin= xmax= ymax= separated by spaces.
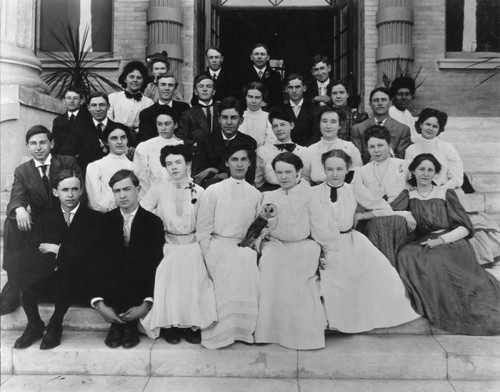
xmin=452 ymin=142 xmax=500 ymax=158
xmin=1 ymin=376 xmax=499 ymax=392
xmin=469 ymin=173 xmax=500 ymax=193
xmin=2 ymin=331 xmax=499 ymax=380
xmin=463 ymin=157 xmax=500 ymax=173
xmin=440 ymin=129 xmax=500 ymax=143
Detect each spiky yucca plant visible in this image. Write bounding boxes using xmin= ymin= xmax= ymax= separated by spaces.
xmin=42 ymin=24 xmax=122 ymax=99
xmin=382 ymin=58 xmax=424 ymax=91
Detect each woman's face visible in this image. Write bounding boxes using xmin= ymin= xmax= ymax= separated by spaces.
xmin=320 ymin=111 xmax=340 ymax=141
xmin=324 ymin=156 xmax=348 ymax=188
xmin=330 ymin=84 xmax=349 ymax=108
xmin=156 ymin=114 xmax=176 ymax=139
xmin=274 ymin=161 xmax=300 ymax=191
xmin=246 ymin=88 xmax=263 ymax=112
xmin=412 ymin=159 xmax=436 ymax=187
xmin=106 ymin=129 xmax=128 ymax=155
xmin=164 ymin=153 xmax=190 ymax=182
xmin=125 ymin=69 xmax=144 ymax=93
xmin=152 ymin=62 xmax=167 ymax=79
xmin=367 ymin=137 xmax=391 ymax=163
xmin=420 ymin=116 xmax=440 ymax=140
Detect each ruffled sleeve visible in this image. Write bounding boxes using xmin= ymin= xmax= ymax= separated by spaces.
xmin=445 ymin=189 xmax=474 ymax=239
xmin=353 ymin=181 xmax=393 ymax=217
xmin=390 ymin=189 xmax=410 ymax=211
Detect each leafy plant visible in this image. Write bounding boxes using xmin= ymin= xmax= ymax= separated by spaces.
xmin=467 ymin=56 xmax=500 ymax=87
xmin=382 ymin=57 xmax=425 ymax=91
xmin=41 ymin=23 xmax=122 ymax=99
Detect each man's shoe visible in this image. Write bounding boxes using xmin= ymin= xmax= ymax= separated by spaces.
xmin=104 ymin=323 xmax=123 ymax=348
xmin=14 ymin=322 xmax=45 ymax=349
xmin=183 ymin=328 xmax=201 ymax=344
xmin=0 ymin=282 xmax=21 ymax=316
xmin=122 ymin=323 xmax=140 ymax=349
xmin=162 ymin=327 xmax=181 ymax=344
xmin=40 ymin=325 xmax=63 ymax=350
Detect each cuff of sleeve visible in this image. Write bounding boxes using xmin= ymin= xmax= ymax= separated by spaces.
xmin=143 ymin=297 xmax=153 ymax=303
xmin=90 ymin=297 xmax=104 ymax=308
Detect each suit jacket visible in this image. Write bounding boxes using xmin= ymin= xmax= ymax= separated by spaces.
xmin=208 ymin=67 xmax=237 ymax=103
xmin=351 ymin=117 xmax=412 ymax=164
xmin=137 ymin=100 xmax=190 ymax=143
xmin=90 ymin=206 xmax=164 ymax=307
xmin=52 ymin=107 xmax=93 ymax=156
xmin=305 ymin=77 xmax=333 ymax=107
xmin=194 ymin=131 xmax=257 ymax=184
xmin=176 ymin=103 xmax=220 ymax=145
xmin=281 ymin=100 xmax=319 ymax=146
xmin=239 ymin=65 xmax=283 ymax=107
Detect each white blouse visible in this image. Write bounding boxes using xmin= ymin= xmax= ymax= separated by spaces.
xmin=238 ymin=109 xmax=276 ymax=147
xmin=389 ymin=106 xmax=418 ymax=142
xmin=108 ymin=91 xmax=154 ymax=129
xmin=85 ymin=153 xmax=134 ymax=212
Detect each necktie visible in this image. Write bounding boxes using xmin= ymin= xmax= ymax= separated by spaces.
xmin=40 ymin=164 xmax=50 ymax=197
xmin=97 ymin=123 xmax=104 ymax=133
xmin=258 ymin=70 xmax=263 ymax=79
xmin=202 ymin=105 xmax=212 ymax=132
xmin=224 ymin=139 xmax=231 ymax=146
xmin=123 ymin=214 xmax=131 ymax=247
xmin=125 ymin=91 xmax=142 ymax=101
xmin=64 ymin=212 xmax=71 ymax=227
xmin=292 ymin=105 xmax=301 ymax=117
xmin=319 ymin=85 xmax=326 ymax=96
xmin=274 ymin=143 xmax=296 ymax=152
xmin=212 ymin=73 xmax=217 ymax=81
xmin=68 ymin=114 xmax=75 ymax=127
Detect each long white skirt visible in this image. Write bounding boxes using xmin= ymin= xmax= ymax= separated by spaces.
xmin=201 ymin=236 xmax=260 ymax=349
xmin=141 ymin=236 xmax=217 ymax=338
xmin=255 ymin=238 xmax=326 ymax=350
xmin=321 ymin=230 xmax=419 ymax=333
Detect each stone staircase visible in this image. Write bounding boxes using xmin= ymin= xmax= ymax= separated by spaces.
xmin=1 ymin=117 xmax=499 ymax=391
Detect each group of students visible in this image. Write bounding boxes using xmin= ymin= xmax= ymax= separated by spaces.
xmin=2 ymin=44 xmax=500 ymax=352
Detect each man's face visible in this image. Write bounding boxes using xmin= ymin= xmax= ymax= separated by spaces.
xmin=64 ymin=91 xmax=82 ymax=112
xmin=369 ymin=91 xmax=391 ymax=117
xmin=112 ymin=177 xmax=140 ymax=212
xmin=286 ymin=78 xmax=306 ymax=103
xmin=206 ymin=49 xmax=223 ymax=71
xmin=88 ymin=97 xmax=110 ymax=122
xmin=158 ymin=76 xmax=177 ymax=102
xmin=250 ymin=46 xmax=270 ymax=69
xmin=219 ymin=108 xmax=243 ymax=138
xmin=53 ymin=177 xmax=83 ymax=211
xmin=271 ymin=118 xmax=293 ymax=142
xmin=392 ymin=88 xmax=413 ymax=111
xmin=311 ymin=61 xmax=331 ymax=83
xmin=194 ymin=78 xmax=215 ymax=102
xmin=226 ymin=149 xmax=250 ymax=180
xmin=27 ymin=133 xmax=53 ymax=163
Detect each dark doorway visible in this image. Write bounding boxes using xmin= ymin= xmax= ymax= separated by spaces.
xmin=219 ymin=8 xmax=336 ymax=78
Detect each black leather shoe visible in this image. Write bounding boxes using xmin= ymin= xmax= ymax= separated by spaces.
xmin=122 ymin=323 xmax=140 ymax=349
xmin=14 ymin=322 xmax=45 ymax=349
xmin=0 ymin=282 xmax=21 ymax=316
xmin=163 ymin=327 xmax=181 ymax=344
xmin=105 ymin=323 xmax=123 ymax=348
xmin=183 ymin=328 xmax=201 ymax=344
xmin=40 ymin=325 xmax=63 ymax=350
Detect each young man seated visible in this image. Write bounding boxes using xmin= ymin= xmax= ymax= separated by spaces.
xmin=193 ymin=97 xmax=257 ymax=188
xmin=1 ymin=126 xmax=81 ymax=316
xmin=14 ymin=170 xmax=101 ymax=350
xmin=90 ymin=170 xmax=164 ymax=349
xmin=255 ymin=106 xmax=311 ymax=191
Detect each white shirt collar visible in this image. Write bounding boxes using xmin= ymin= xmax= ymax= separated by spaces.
xmin=221 ymin=132 xmax=237 ymax=141
xmin=290 ymin=99 xmax=304 ymax=108
xmin=120 ymin=205 xmax=139 ymax=219
xmin=68 ymin=110 xmax=79 ymax=118
xmin=211 ymin=69 xmax=221 ymax=78
xmin=254 ymin=65 xmax=267 ymax=74
xmin=33 ymin=153 xmax=52 ymax=167
xmin=198 ymin=99 xmax=213 ymax=107
xmin=61 ymin=203 xmax=80 ymax=216
xmin=93 ymin=118 xmax=108 ymax=127
xmin=317 ymin=79 xmax=330 ymax=88
xmin=158 ymin=99 xmax=173 ymax=107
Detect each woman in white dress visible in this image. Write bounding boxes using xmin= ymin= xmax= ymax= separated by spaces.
xmin=86 ymin=124 xmax=134 ymax=212
xmin=140 ymin=145 xmax=217 ymax=344
xmin=254 ymin=152 xmax=334 ymax=350
xmin=133 ymin=105 xmax=184 ymax=196
xmin=308 ymin=107 xmax=362 ymax=184
xmin=238 ymin=82 xmax=276 ymax=147
xmin=196 ymin=145 xmax=261 ymax=349
xmin=405 ymin=108 xmax=500 ymax=265
xmin=313 ymin=149 xmax=419 ymax=333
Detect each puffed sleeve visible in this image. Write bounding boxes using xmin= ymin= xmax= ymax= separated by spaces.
xmin=133 ymin=141 xmax=151 ymax=194
xmin=139 ymin=184 xmax=159 ymax=213
xmin=85 ymin=162 xmax=114 ymax=212
xmin=444 ymin=142 xmax=464 ymax=190
xmin=390 ymin=189 xmax=410 ymax=211
xmin=309 ymin=190 xmax=340 ymax=252
xmin=445 ymin=189 xmax=474 ymax=239
xmin=196 ymin=185 xmax=217 ymax=243
xmin=353 ymin=181 xmax=393 ymax=217
xmin=254 ymin=147 xmax=266 ymax=189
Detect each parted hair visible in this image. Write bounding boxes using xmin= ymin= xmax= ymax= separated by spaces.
xmin=118 ymin=61 xmax=149 ymax=91
xmin=108 ymin=169 xmax=140 ymax=189
xmin=271 ymin=152 xmax=303 ymax=171
xmin=321 ymin=149 xmax=353 ymax=170
xmin=415 ymin=108 xmax=448 ymax=135
xmin=363 ymin=125 xmax=392 ymax=146
xmin=316 ymin=106 xmax=345 ymax=125
xmin=26 ymin=125 xmax=53 ymax=144
xmin=408 ymin=153 xmax=442 ymax=187
xmin=51 ymin=169 xmax=83 ymax=190
xmin=160 ymin=144 xmax=193 ymax=167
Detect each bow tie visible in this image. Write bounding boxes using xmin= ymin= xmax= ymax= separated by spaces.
xmin=125 ymin=91 xmax=142 ymax=101
xmin=274 ymin=143 xmax=296 ymax=152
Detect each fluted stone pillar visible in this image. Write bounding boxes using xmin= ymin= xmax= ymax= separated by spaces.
xmin=0 ymin=0 xmax=49 ymax=93
xmin=375 ymin=0 xmax=414 ymax=83
xmin=147 ymin=0 xmax=184 ymax=88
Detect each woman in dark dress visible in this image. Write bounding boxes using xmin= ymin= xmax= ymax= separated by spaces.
xmin=396 ymin=153 xmax=500 ymax=335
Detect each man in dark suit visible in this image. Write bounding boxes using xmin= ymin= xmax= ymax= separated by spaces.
xmin=239 ymin=43 xmax=283 ymax=108
xmin=193 ymin=97 xmax=257 ymax=188
xmin=351 ymin=87 xmax=412 ymax=164
xmin=13 ymin=170 xmax=101 ymax=350
xmin=305 ymin=54 xmax=333 ymax=108
xmin=281 ymin=74 xmax=319 ymax=146
xmin=137 ymin=73 xmax=189 ymax=143
xmin=177 ymin=74 xmax=220 ymax=145
xmin=51 ymin=87 xmax=92 ymax=156
xmin=205 ymin=46 xmax=235 ymax=103
xmin=90 ymin=170 xmax=164 ymax=349
xmin=1 ymin=126 xmax=81 ymax=315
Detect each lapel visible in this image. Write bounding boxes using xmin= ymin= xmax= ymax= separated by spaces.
xmin=128 ymin=206 xmax=145 ymax=248
xmin=193 ymin=105 xmax=209 ymax=129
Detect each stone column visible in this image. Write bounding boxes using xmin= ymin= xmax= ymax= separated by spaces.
xmin=375 ymin=0 xmax=414 ymax=84
xmin=147 ymin=0 xmax=184 ymax=92
xmin=0 ymin=0 xmax=49 ymax=93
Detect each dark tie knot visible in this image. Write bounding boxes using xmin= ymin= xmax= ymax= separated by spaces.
xmin=125 ymin=91 xmax=143 ymax=101
xmin=274 ymin=143 xmax=296 ymax=152
xmin=40 ymin=164 xmax=48 ymax=175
